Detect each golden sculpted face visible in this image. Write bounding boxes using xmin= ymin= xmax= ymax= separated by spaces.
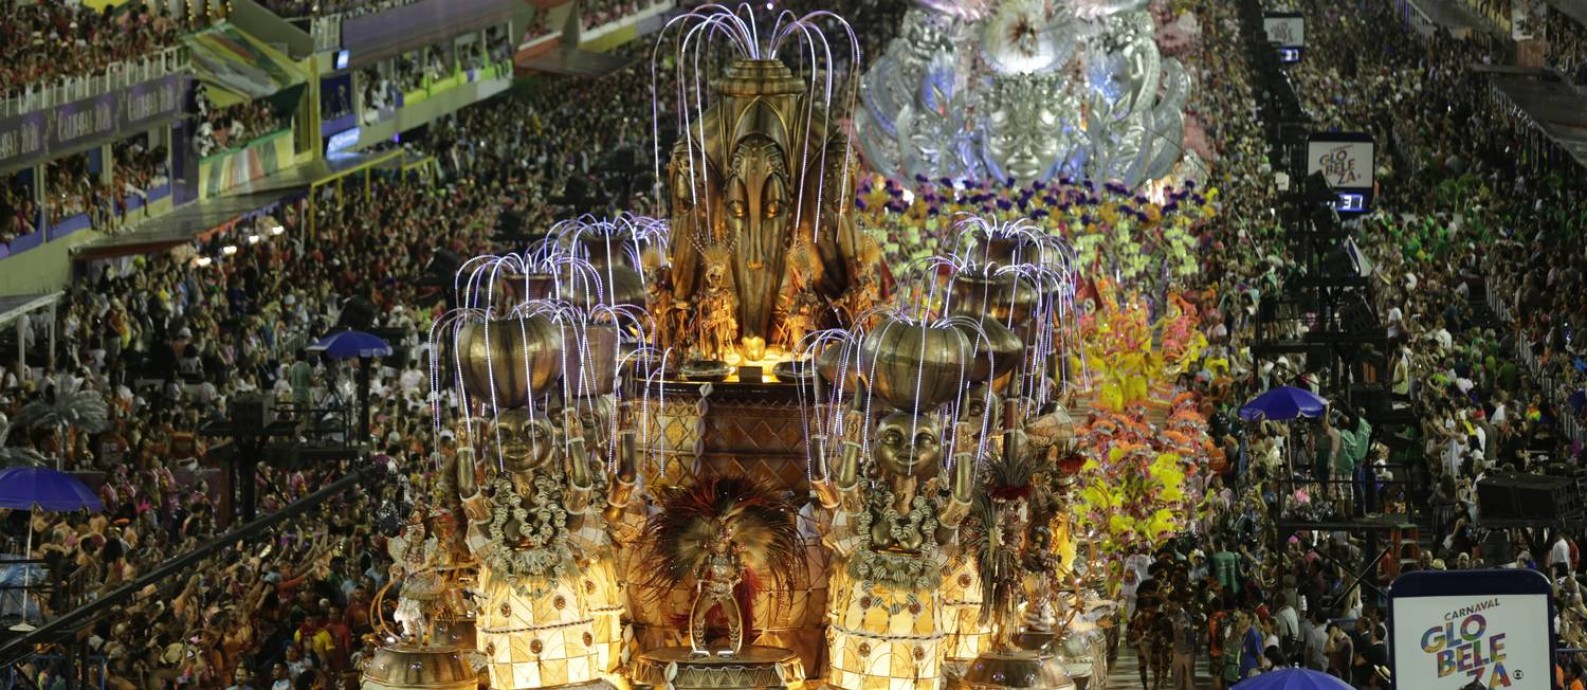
xmin=651 ymin=57 xmax=881 ymax=364
xmin=493 ymin=408 xmax=557 ymax=474
xmin=874 ymin=412 xmax=943 ymax=481
xmin=728 ymin=133 xmax=790 ymax=356
xmin=727 ymin=134 xmax=790 ymax=273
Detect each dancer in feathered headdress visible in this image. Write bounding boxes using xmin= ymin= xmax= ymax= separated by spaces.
xmin=963 ymin=450 xmax=1054 ymax=651
xmin=637 ymin=474 xmax=805 ymax=657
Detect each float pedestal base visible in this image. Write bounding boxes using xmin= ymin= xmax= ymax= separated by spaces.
xmin=629 ymin=646 xmax=804 ymax=690
xmin=953 ymin=651 xmax=1074 ymax=690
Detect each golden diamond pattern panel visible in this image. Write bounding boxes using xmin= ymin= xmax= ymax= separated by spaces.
xmin=475 ymin=573 xmax=599 ymax=690
xmin=700 ymin=400 xmax=813 ymax=492
xmin=827 ymin=581 xmax=946 ymax=690
xmin=638 ymin=391 xmax=843 ymax=493
xmin=637 ymin=399 xmax=704 ymax=488
xmin=571 ymin=527 xmax=626 ymax=674
xmin=940 ymin=557 xmax=987 ymax=662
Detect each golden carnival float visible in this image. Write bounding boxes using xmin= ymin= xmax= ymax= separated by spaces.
xmin=371 ymin=6 xmax=1128 ymax=690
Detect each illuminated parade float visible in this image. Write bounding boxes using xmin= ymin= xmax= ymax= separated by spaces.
xmin=368 ymin=2 xmax=1220 ymax=689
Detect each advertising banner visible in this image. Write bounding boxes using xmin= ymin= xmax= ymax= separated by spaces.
xmin=1306 ymin=136 xmax=1373 ymax=188
xmin=0 ymin=113 xmax=47 ymax=171
xmin=121 ymin=74 xmax=186 ymax=132
xmin=0 ymin=74 xmax=186 ymax=173
xmin=49 ymin=93 xmax=118 ymax=153
xmin=1392 ymin=594 xmax=1547 ymax=688
xmin=1263 ymin=12 xmax=1305 ymax=48
xmin=1306 ymin=132 xmax=1375 ymax=212
xmin=1390 ymin=570 xmax=1553 ymax=690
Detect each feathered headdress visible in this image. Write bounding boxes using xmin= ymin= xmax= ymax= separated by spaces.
xmin=637 ymin=473 xmax=805 ymax=605
xmin=9 ymin=380 xmax=111 ymax=436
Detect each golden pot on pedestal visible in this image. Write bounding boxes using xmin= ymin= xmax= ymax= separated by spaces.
xmin=858 ymin=319 xmax=972 ymax=413
xmin=957 ymin=317 xmax=1025 ymax=383
xmin=565 ymin=267 xmax=647 ymax=312
xmin=431 ymin=616 xmax=478 ymax=655
xmin=558 ymin=324 xmax=620 ymax=399
xmin=455 ymin=314 xmax=566 ymax=407
xmin=950 ymin=270 xmax=1045 ymax=325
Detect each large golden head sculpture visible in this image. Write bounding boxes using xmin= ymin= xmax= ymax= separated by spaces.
xmin=656 ymin=7 xmax=876 ymax=364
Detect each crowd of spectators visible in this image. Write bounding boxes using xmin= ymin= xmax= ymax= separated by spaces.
xmin=8 ymin=0 xmax=1587 ymax=688
xmin=42 ymin=155 xmax=115 ymax=230
xmin=1545 ymin=7 xmax=1587 ymax=84
xmin=468 ymin=28 xmax=517 ymax=72
xmin=1284 ymin=0 xmax=1586 ymax=506
xmin=392 ymin=48 xmax=447 ymax=95
xmin=1250 ymin=0 xmax=1587 ymax=670
xmin=194 ymin=88 xmax=287 ymax=159
xmin=523 ymin=13 xmax=559 ymax=43
xmin=0 ymin=3 xmax=203 ymax=103
xmin=0 ymin=172 xmax=490 ymax=686
xmin=112 ymin=139 xmax=173 ymax=213
xmin=1 ymin=177 xmax=43 ymax=246
xmin=1090 ymin=0 xmax=1586 ymax=684
xmin=359 ymin=68 xmax=399 ymax=125
xmin=257 ymin=0 xmax=427 ymax=20
xmin=581 ymin=0 xmax=668 ymax=30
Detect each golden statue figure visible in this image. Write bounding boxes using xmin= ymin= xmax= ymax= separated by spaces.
xmin=389 ymin=508 xmax=444 ymax=645
xmin=809 ymin=318 xmax=978 ymax=690
xmin=554 ymin=335 xmax=639 ymax=677
xmin=446 ymin=312 xmax=606 ymax=690
xmin=658 ymin=56 xmax=879 ymax=363
xmin=693 ymin=247 xmax=741 ymax=362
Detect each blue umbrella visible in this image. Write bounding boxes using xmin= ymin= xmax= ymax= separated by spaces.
xmin=1232 ymin=668 xmax=1353 ymax=690
xmin=310 ymin=330 xmax=393 ymax=443
xmin=1238 ymin=385 xmax=1328 ymax=422
xmin=0 ymin=466 xmax=102 ymax=513
xmin=0 ymin=466 xmax=100 ymax=630
xmin=310 ymin=330 xmax=393 ymax=359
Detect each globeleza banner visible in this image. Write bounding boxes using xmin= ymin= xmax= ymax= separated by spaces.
xmin=1390 ymin=571 xmax=1553 ymax=690
xmin=1305 ymin=135 xmax=1374 ymax=189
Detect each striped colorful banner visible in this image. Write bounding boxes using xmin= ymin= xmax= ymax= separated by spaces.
xmin=186 ymin=24 xmax=307 ymax=108
xmin=198 ymin=130 xmax=294 ymax=199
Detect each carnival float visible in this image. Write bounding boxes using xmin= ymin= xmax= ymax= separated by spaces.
xmin=854 ymin=0 xmax=1210 ymax=190
xmin=367 ymin=3 xmax=1221 ymax=690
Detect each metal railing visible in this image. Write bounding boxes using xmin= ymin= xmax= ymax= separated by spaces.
xmin=0 ymin=465 xmax=379 ymax=670
xmin=311 ymin=15 xmax=343 ymax=53
xmin=1486 ymin=278 xmax=1587 ymax=447
xmin=1273 ymin=475 xmax=1423 ymax=525
xmin=0 ymin=47 xmax=190 ymax=119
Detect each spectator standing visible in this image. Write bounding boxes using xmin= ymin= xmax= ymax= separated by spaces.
xmin=1167 ymin=598 xmax=1198 ymax=690
xmin=1239 ymin=610 xmax=1263 ymax=680
xmin=289 ymin=350 xmax=314 ymax=412
xmin=1300 ymin=609 xmax=1327 ymax=672
xmin=1551 ymin=531 xmax=1575 ymax=578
